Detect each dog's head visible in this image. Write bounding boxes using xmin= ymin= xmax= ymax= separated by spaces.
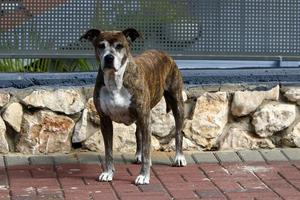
xmin=80 ymin=28 xmax=140 ymax=72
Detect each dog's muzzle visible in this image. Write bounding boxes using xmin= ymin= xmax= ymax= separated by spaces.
xmin=103 ymin=54 xmax=115 ymax=70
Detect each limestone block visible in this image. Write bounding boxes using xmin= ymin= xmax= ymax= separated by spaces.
xmin=0 ymin=117 xmax=9 ymax=153
xmin=72 ymin=109 xmax=98 ymax=143
xmin=252 ymin=102 xmax=296 ymax=137
xmin=83 ymin=130 xmax=102 ymax=152
xmin=17 ymin=110 xmax=75 ymax=154
xmin=86 ymin=98 xmax=100 ymax=125
xmin=22 ymin=89 xmax=85 ymax=115
xmin=151 ymin=91 xmax=187 ymax=138
xmin=283 ymin=121 xmax=300 ymax=147
xmin=0 ymin=92 xmax=10 ymax=108
xmin=231 ymin=85 xmax=279 ymax=117
xmin=151 ymin=98 xmax=175 ymax=138
xmin=183 ymin=92 xmax=229 ymax=150
xmin=2 ymin=102 xmax=23 ymax=132
xmin=220 ymin=120 xmax=275 ymax=150
xmin=83 ymin=123 xmax=160 ymax=152
xmin=283 ymin=88 xmax=300 ymax=105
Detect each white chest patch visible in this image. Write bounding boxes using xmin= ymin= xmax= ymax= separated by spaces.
xmin=99 ymin=60 xmax=133 ymax=125
xmin=100 ymin=86 xmax=132 ymax=125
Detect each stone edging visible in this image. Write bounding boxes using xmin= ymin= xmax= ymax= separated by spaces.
xmin=2 ymin=148 xmax=300 ymax=167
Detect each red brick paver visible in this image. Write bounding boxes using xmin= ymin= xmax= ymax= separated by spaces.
xmin=3 ymin=161 xmax=300 ymax=199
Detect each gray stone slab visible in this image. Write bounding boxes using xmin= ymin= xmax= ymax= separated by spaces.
xmin=98 ymin=153 xmax=104 ymax=164
xmin=192 ymin=152 xmax=219 ymax=163
xmin=77 ymin=153 xmax=101 ymax=164
xmin=0 ymin=156 xmax=4 ymax=167
xmin=237 ymin=150 xmax=265 ymax=162
xmin=29 ymin=155 xmax=54 ymax=165
xmin=5 ymin=155 xmax=29 ymax=166
xmin=152 ymin=152 xmax=172 ymax=165
xmin=259 ymin=149 xmax=288 ymax=162
xmin=114 ymin=154 xmax=126 ymax=164
xmin=122 ymin=153 xmax=136 ymax=164
xmin=281 ymin=148 xmax=300 ymax=161
xmin=215 ymin=151 xmax=242 ymax=163
xmin=0 ymin=177 xmax=8 ymax=187
xmin=54 ymin=154 xmax=78 ymax=165
xmin=182 ymin=153 xmax=196 ymax=164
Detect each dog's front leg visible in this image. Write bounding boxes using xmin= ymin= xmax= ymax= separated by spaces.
xmin=99 ymin=115 xmax=114 ymax=182
xmin=135 ymin=112 xmax=151 ymax=185
xmin=134 ymin=125 xmax=142 ymax=164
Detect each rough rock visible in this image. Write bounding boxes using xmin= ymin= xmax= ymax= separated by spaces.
xmin=73 ymin=98 xmax=100 ymax=143
xmin=0 ymin=92 xmax=10 ymax=108
xmin=86 ymin=98 xmax=100 ymax=125
xmin=151 ymin=98 xmax=175 ymax=138
xmin=220 ymin=120 xmax=275 ymax=150
xmin=83 ymin=123 xmax=160 ymax=152
xmin=83 ymin=130 xmax=101 ymax=151
xmin=17 ymin=110 xmax=75 ymax=154
xmin=111 ymin=122 xmax=160 ymax=152
xmin=0 ymin=117 xmax=9 ymax=153
xmin=183 ymin=92 xmax=229 ymax=150
xmin=151 ymin=135 xmax=161 ymax=151
xmin=150 ymin=91 xmax=187 ymax=138
xmin=22 ymin=89 xmax=85 ymax=115
xmin=231 ymin=85 xmax=279 ymax=117
xmin=282 ymin=121 xmax=300 ymax=147
xmin=84 ymin=123 xmax=137 ymax=152
xmin=161 ymin=137 xmax=200 ymax=152
xmin=283 ymin=88 xmax=300 ymax=105
xmin=2 ymin=102 xmax=23 ymax=132
xmin=72 ymin=109 xmax=98 ymax=143
xmin=252 ymin=102 xmax=296 ymax=137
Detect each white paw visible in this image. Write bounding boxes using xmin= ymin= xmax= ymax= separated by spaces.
xmin=135 ymin=174 xmax=150 ymax=185
xmin=134 ymin=153 xmax=142 ymax=164
xmin=98 ymin=172 xmax=113 ymax=182
xmin=174 ymin=154 xmax=187 ymax=167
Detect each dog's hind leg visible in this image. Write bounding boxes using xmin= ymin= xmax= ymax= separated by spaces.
xmin=99 ymin=115 xmax=115 ymax=182
xmin=135 ymin=112 xmax=151 ymax=185
xmin=164 ymin=85 xmax=186 ymax=166
xmin=134 ymin=124 xmax=142 ymax=164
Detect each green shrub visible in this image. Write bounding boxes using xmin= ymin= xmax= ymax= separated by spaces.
xmin=0 ymin=58 xmax=92 ymax=72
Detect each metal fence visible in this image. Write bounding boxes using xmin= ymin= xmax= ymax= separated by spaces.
xmin=0 ymin=0 xmax=300 ymax=61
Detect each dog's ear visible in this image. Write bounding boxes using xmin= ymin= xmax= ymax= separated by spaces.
xmin=122 ymin=28 xmax=141 ymax=43
xmin=80 ymin=29 xmax=101 ymax=42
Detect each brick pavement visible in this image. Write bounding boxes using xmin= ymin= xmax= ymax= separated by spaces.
xmin=1 ymin=149 xmax=300 ymax=200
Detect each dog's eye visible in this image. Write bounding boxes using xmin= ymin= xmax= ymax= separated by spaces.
xmin=115 ymin=44 xmax=124 ymax=50
xmin=98 ymin=43 xmax=105 ymax=49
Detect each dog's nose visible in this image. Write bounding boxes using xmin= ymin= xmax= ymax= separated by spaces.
xmin=104 ymin=54 xmax=114 ymax=64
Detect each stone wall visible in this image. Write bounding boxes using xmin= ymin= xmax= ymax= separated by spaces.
xmin=0 ymin=84 xmax=300 ymax=154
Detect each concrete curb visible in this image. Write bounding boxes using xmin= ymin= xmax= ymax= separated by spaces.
xmin=2 ymin=148 xmax=300 ymax=166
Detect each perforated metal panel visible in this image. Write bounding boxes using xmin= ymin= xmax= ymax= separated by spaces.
xmin=0 ymin=0 xmax=300 ymax=57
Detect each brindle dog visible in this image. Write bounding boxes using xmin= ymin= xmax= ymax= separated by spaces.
xmin=80 ymin=28 xmax=186 ymax=185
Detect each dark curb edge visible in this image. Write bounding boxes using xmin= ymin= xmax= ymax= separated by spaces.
xmin=1 ymin=68 xmax=300 ymax=89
